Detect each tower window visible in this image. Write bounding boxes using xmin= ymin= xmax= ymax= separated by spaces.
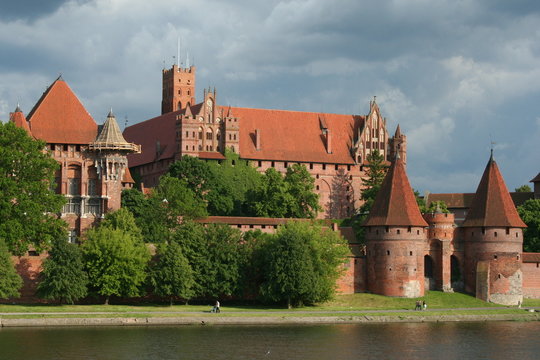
xmin=397 ymin=229 xmax=400 ymax=234
xmin=410 ymin=251 xmax=413 ymax=256
xmin=494 ymin=232 xmax=497 ymax=237
xmin=387 ymin=250 xmax=390 ymax=255
xmin=316 ymin=185 xmax=320 ymax=190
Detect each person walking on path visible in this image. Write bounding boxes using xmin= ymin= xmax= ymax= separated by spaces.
xmin=423 ymin=301 xmax=427 ymax=311
xmin=215 ymin=300 xmax=220 ymax=313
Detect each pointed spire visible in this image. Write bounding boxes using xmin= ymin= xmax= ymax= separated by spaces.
xmin=15 ymin=103 xmax=22 ymax=112
xmin=462 ymin=154 xmax=526 ymax=228
xmin=395 ymin=124 xmax=402 ymax=138
xmin=90 ymin=110 xmax=140 ymax=153
xmin=10 ymin=106 xmax=31 ymax=134
xmin=364 ymin=157 xmax=428 ymax=227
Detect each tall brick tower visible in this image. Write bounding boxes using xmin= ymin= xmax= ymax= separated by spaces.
xmin=462 ymin=152 xmax=526 ymax=305
xmin=161 ymin=64 xmax=196 ymax=114
xmin=388 ymin=124 xmax=407 ymax=165
xmin=364 ymin=155 xmax=428 ymax=297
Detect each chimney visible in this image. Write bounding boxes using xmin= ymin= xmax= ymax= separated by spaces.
xmin=326 ymin=129 xmax=332 ymax=154
xmin=255 ymin=129 xmax=261 ymax=150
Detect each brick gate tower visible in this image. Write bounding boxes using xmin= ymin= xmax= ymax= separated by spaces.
xmin=462 ymin=152 xmax=526 ymax=305
xmin=161 ymin=64 xmax=196 ymax=114
xmin=364 ymin=155 xmax=428 ymax=297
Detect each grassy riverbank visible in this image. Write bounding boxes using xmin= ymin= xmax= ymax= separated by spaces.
xmin=1 ymin=292 xmax=537 ymax=318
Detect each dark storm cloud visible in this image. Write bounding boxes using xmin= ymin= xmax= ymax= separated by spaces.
xmin=0 ymin=0 xmax=70 ymax=21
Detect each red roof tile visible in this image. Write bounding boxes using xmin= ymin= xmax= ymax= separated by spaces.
xmin=122 ymin=167 xmax=135 ymax=184
xmin=462 ymin=155 xmax=526 ymax=228
xmin=10 ymin=109 xmax=31 ymax=134
xmin=428 ymin=192 xmax=532 ymax=209
xmin=364 ymin=157 xmax=428 ymax=227
xmin=228 ymin=107 xmax=363 ymax=164
xmin=123 ymin=110 xmax=182 ymax=167
xmin=27 ymin=78 xmax=97 ymax=144
xmin=199 ymin=151 xmax=226 ymax=160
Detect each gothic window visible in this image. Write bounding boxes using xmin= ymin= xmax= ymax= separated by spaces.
xmin=67 ymin=164 xmax=81 ymax=196
xmin=198 ymin=127 xmax=203 ymax=140
xmin=206 ymin=128 xmax=213 ymax=140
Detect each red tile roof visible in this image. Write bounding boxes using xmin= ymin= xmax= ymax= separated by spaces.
xmin=124 ymin=104 xmax=366 ymax=168
xmin=462 ymin=156 xmax=526 ymax=228
xmin=10 ymin=109 xmax=31 ymax=134
xmin=364 ymin=157 xmax=428 ymax=227
xmin=228 ymin=107 xmax=363 ymax=164
xmin=427 ymin=192 xmax=532 ymax=209
xmin=122 ymin=168 xmax=135 ymax=184
xmin=123 ymin=109 xmax=183 ymax=167
xmin=199 ymin=151 xmax=226 ymax=160
xmin=27 ymin=78 xmax=97 ymax=144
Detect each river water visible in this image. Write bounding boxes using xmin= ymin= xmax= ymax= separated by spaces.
xmin=0 ymin=321 xmax=538 ymax=359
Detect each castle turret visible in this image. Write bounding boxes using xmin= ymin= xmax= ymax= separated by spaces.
xmin=389 ymin=124 xmax=407 ymax=165
xmin=89 ymin=110 xmax=141 ymax=211
xmin=161 ymin=64 xmax=196 ymax=114
xmin=462 ymin=152 xmax=526 ymax=305
xmin=364 ymin=155 xmax=428 ymax=297
xmin=424 ymin=208 xmax=456 ymax=292
xmin=9 ymin=105 xmax=32 ymax=134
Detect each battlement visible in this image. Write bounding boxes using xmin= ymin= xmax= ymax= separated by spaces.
xmin=163 ymin=64 xmax=196 ymax=76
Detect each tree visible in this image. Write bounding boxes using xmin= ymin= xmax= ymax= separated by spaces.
xmin=345 ymin=150 xmax=387 ymax=243
xmin=360 ymin=150 xmax=387 ymax=211
xmin=260 ymin=221 xmax=349 ymax=308
xmin=150 ymin=241 xmax=194 ymax=305
xmin=247 ymin=168 xmax=291 ymax=218
xmin=36 ymin=237 xmax=88 ymax=304
xmin=0 ymin=122 xmax=66 ymax=255
xmin=168 ymin=155 xmax=214 ymax=199
xmin=0 ymin=238 xmax=22 ymax=299
xmin=205 ymin=150 xmax=262 ymax=216
xmin=154 ymin=175 xmax=207 ymax=220
xmin=284 ymin=164 xmax=321 ymax=218
xmin=173 ymin=221 xmax=246 ymax=299
xmin=515 ymin=185 xmax=532 ymax=193
xmin=83 ymin=227 xmax=150 ymax=304
xmin=101 ymin=208 xmax=144 ymax=242
xmin=518 ymin=199 xmax=540 ymax=252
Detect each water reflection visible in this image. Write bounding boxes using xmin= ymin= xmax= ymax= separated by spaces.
xmin=0 ymin=322 xmax=539 ymax=360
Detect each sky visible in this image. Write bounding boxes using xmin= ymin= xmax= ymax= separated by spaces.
xmin=1 ymin=0 xmax=539 ymax=194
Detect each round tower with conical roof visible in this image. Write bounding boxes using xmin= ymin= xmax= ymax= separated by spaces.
xmin=364 ymin=156 xmax=428 ymax=297
xmin=462 ymin=153 xmax=526 ymax=305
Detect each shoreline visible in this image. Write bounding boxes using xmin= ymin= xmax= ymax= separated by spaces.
xmin=2 ymin=312 xmax=539 ymax=327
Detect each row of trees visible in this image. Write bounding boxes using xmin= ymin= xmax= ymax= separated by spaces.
xmin=2 ymin=209 xmax=348 ymax=307
xmin=167 ymin=152 xmax=321 ymax=218
xmin=122 ymin=152 xmax=321 ymax=243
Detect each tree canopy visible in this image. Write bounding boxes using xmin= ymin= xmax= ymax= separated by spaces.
xmin=515 ymin=185 xmax=532 ymax=193
xmin=259 ymin=221 xmax=349 ymax=308
xmin=83 ymin=226 xmax=150 ymax=304
xmin=37 ymin=237 xmax=88 ymax=304
xmin=150 ymin=241 xmax=194 ymax=305
xmin=518 ymin=199 xmax=540 ymax=252
xmin=0 ymin=122 xmax=66 ymax=255
xmin=0 ymin=238 xmax=22 ymax=299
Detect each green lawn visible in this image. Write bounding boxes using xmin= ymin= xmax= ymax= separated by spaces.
xmin=0 ymin=291 xmax=521 ymax=314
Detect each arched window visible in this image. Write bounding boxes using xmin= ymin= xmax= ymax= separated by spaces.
xmin=67 ymin=164 xmax=81 ymax=196
xmin=198 ymin=127 xmax=203 ymax=140
xmin=178 ymin=101 xmax=182 ymax=109
xmin=206 ymin=128 xmax=213 ymax=140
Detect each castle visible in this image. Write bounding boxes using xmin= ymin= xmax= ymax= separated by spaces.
xmin=9 ymin=77 xmax=140 ymax=241
xmin=123 ymin=64 xmax=406 ymax=219
xmin=8 ymin=69 xmax=540 ymax=305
